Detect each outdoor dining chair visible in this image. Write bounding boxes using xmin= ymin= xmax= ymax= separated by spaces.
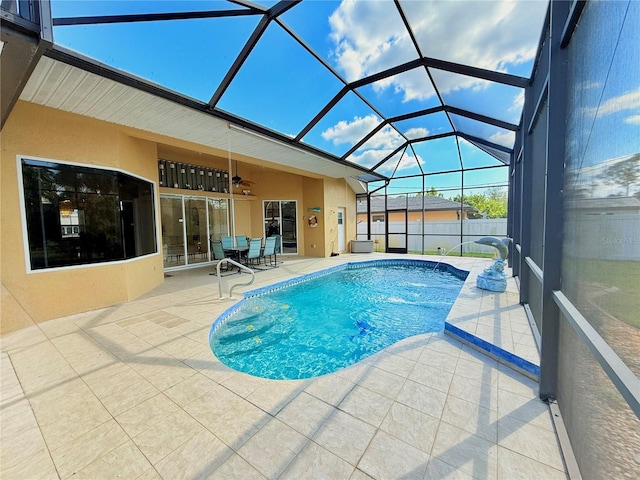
xmin=262 ymin=236 xmax=277 ymax=266
xmin=235 ymin=235 xmax=248 ymax=248
xmin=245 ymin=238 xmax=263 ymax=266
xmin=221 ymin=235 xmax=234 ymax=249
xmin=209 ymin=239 xmax=235 ymax=275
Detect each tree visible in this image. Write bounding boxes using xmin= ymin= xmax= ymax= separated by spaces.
xmin=425 ymin=186 xmax=443 ymax=197
xmin=598 ymin=153 xmax=640 ymax=197
xmin=451 ymin=187 xmax=508 ymax=218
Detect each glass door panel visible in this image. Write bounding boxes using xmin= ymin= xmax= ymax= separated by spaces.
xmin=281 ymin=201 xmax=298 ymax=254
xmin=161 ymin=196 xmax=185 ymax=268
xmin=207 ymin=198 xmax=229 ymax=241
xmin=161 ymin=195 xmax=229 ymax=270
xmin=263 ymin=200 xmax=298 ymax=254
xmin=184 ymin=198 xmax=208 ymax=264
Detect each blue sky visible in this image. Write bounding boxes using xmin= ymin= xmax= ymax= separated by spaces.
xmin=49 ymin=0 xmax=553 ymax=196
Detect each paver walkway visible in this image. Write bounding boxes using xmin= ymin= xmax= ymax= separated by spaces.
xmin=1 ymin=254 xmax=567 ymax=479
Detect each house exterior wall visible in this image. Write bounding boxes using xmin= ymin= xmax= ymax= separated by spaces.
xmin=1 ymin=101 xmax=354 ymax=330
xmin=1 ymin=101 xmax=164 ymax=331
xmin=302 ymin=177 xmax=325 ymax=256
xmin=323 ymin=178 xmax=356 ymax=253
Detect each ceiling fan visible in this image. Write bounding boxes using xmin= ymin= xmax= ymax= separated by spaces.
xmin=231 ymin=160 xmax=254 ymax=188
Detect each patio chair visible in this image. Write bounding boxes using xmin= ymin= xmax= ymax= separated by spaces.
xmin=273 ymin=234 xmax=281 ymax=254
xmin=209 ymin=239 xmax=235 ymax=275
xmin=261 ymin=236 xmax=277 ymax=267
xmin=221 ymin=235 xmax=234 ymax=249
xmin=244 ymin=237 xmax=263 ymax=266
xmin=235 ymin=235 xmax=248 ymax=248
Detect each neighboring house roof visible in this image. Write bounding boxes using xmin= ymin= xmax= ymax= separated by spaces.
xmin=566 ymin=196 xmax=640 ymax=211
xmin=357 ymin=196 xmax=477 ymax=213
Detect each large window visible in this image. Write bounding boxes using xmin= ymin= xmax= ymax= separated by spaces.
xmin=20 ymin=158 xmax=157 ymax=270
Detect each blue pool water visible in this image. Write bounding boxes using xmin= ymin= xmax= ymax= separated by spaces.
xmin=209 ymin=260 xmax=468 ymax=380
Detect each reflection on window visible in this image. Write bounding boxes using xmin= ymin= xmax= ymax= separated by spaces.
xmin=263 ymin=200 xmax=298 ymax=254
xmin=21 ymin=159 xmax=157 ymax=270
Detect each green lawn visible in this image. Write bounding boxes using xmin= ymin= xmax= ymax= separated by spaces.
xmin=573 ymin=259 xmax=640 ymax=329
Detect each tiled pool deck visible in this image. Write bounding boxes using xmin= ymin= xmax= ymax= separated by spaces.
xmin=1 ymin=254 xmax=568 ymax=479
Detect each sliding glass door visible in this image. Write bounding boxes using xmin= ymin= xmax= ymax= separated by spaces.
xmin=263 ymin=200 xmax=298 ymax=254
xmin=161 ymin=196 xmax=184 ymax=268
xmin=184 ymin=198 xmax=208 ymax=265
xmin=161 ymin=195 xmax=228 ymax=269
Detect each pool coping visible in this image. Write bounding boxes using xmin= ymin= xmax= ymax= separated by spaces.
xmin=444 ymin=323 xmax=541 ymax=381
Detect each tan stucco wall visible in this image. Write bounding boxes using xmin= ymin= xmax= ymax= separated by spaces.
xmin=323 ymin=178 xmax=356 ymax=254
xmin=1 ymin=101 xmax=358 ymax=331
xmin=302 ymin=177 xmax=325 ymax=256
xmin=242 ymin=166 xmax=307 ymax=254
xmin=1 ymin=102 xmax=164 ymax=331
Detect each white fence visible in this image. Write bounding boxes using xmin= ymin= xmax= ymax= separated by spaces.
xmin=566 ymin=213 xmax=640 ymax=261
xmin=357 ymin=219 xmax=508 ymax=254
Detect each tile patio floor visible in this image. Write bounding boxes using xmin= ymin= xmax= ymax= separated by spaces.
xmin=1 ymin=253 xmax=568 ymax=479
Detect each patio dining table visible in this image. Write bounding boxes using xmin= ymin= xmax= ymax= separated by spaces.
xmin=223 ymin=246 xmax=249 ymax=264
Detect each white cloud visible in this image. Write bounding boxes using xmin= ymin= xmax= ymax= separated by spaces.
xmin=323 ymin=1 xmax=546 ymax=162
xmin=625 ymin=115 xmax=640 ymax=125
xmin=349 ymin=148 xmax=423 ymax=173
xmin=321 ymin=114 xmax=381 ymax=145
xmin=328 ymin=0 xmax=547 ymax=100
xmin=359 ymin=126 xmax=405 ymax=151
xmin=347 ymin=148 xmax=393 ymax=169
xmin=581 ymin=86 xmax=640 ymax=121
xmin=510 ymin=90 xmax=525 ymax=113
xmin=328 ymin=0 xmax=416 ymax=82
xmin=404 ymin=127 xmax=430 ymax=139
xmin=405 ymin=1 xmax=545 ymax=71
xmin=321 ymin=114 xmax=409 ymax=153
xmin=370 ymin=69 xmax=438 ymax=103
xmin=489 ymin=130 xmax=515 ymax=147
xmin=395 ymin=151 xmax=423 ymax=172
xmin=596 ymin=86 xmax=640 ymax=116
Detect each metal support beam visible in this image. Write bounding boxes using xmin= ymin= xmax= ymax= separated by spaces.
xmin=560 ymin=0 xmax=587 ymax=48
xmin=517 ymin=8 xmax=546 ymax=306
xmin=456 ymin=133 xmax=512 ymax=154
xmin=423 ymin=56 xmax=529 ymax=88
xmin=445 ymin=106 xmax=519 ymax=131
xmin=509 ymin=147 xmax=523 ymax=275
xmin=52 ymin=8 xmax=258 ymax=26
xmin=539 ymin=0 xmax=570 ymax=402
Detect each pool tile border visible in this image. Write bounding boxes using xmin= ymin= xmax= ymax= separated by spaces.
xmin=444 ymin=322 xmax=541 ymax=381
xmin=209 ymin=259 xmax=469 ymax=341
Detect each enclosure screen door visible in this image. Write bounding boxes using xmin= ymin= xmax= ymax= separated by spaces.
xmin=386 ymin=208 xmax=408 ymax=253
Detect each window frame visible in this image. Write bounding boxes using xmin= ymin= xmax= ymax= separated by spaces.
xmin=17 ymin=155 xmax=160 ymax=274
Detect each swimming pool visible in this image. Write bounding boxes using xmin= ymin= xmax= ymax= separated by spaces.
xmin=209 ymin=259 xmax=468 ymax=379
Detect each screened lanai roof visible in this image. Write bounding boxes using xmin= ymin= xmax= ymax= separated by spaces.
xmin=5 ymin=0 xmax=549 ymax=188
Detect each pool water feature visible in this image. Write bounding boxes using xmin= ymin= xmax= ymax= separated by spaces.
xmin=210 ymin=260 xmax=468 ymax=379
